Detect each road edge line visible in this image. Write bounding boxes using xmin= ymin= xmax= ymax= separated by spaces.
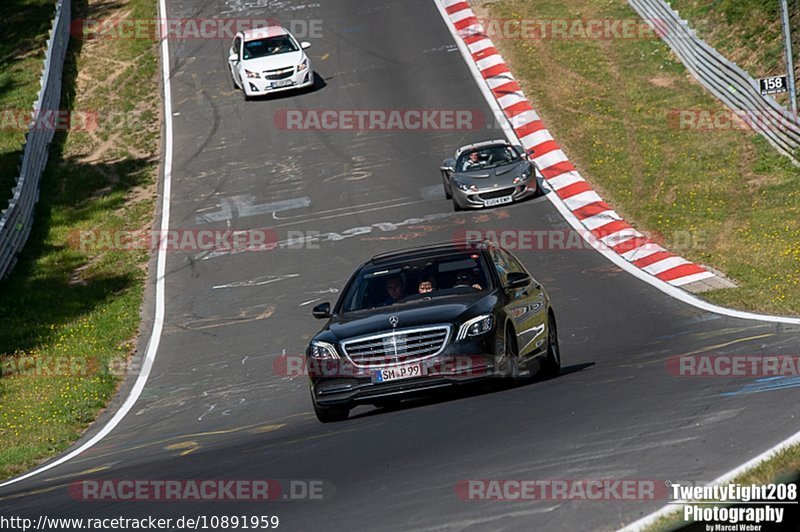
xmin=0 ymin=0 xmax=174 ymax=488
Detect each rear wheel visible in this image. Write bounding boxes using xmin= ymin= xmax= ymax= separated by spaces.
xmin=540 ymin=312 xmax=561 ymax=378
xmin=313 ymin=400 xmax=350 ymax=423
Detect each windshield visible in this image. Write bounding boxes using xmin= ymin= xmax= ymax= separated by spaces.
xmin=457 ymin=144 xmax=519 ymax=172
xmin=339 ymin=253 xmax=492 ymax=312
xmin=242 ymin=35 xmax=299 ymax=60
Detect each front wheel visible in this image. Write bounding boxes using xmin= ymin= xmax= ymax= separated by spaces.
xmin=452 ymin=197 xmax=463 ymax=212
xmin=443 ymin=176 xmax=452 ymax=199
xmin=540 ymin=313 xmax=561 ymax=378
xmin=313 ymin=400 xmax=350 ymax=423
xmin=505 ymin=327 xmax=524 ymax=382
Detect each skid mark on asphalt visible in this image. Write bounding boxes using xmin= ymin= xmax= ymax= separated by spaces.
xmin=72 ymin=421 xmax=292 ymax=466
xmin=618 ymin=332 xmax=775 ymax=368
xmin=212 ymin=274 xmax=299 ymax=290
xmin=723 ymin=376 xmax=800 ymax=396
xmin=411 ymin=507 xmax=561 ymax=531
xmin=42 ymin=466 xmax=110 ymax=483
xmin=166 ymin=304 xmax=277 ymax=332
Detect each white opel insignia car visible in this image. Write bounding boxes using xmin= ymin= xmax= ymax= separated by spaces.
xmin=228 ymin=26 xmax=314 ymax=100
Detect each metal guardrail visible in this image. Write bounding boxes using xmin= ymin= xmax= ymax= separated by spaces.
xmin=629 ymin=0 xmax=800 ymax=162
xmin=0 ymin=0 xmax=71 ymax=280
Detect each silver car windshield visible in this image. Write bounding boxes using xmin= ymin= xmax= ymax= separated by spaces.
xmin=457 ymin=145 xmax=519 ymax=172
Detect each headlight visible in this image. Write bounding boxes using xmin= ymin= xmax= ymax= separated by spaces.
xmin=456 ymin=315 xmax=494 ymax=340
xmin=245 ymin=69 xmax=261 ymax=79
xmin=514 ymin=169 xmax=531 ymax=185
xmin=310 ymin=341 xmax=339 ymax=360
xmin=453 ymin=179 xmax=478 ymax=192
xmin=297 ymin=58 xmax=309 ymax=71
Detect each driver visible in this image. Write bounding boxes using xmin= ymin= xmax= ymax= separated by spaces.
xmin=462 ymin=151 xmax=482 ymax=171
xmin=454 ymin=270 xmax=482 ymax=290
xmin=381 ymin=275 xmax=406 ymax=305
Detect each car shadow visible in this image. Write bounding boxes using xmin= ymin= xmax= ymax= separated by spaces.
xmin=346 ymin=362 xmax=595 ymax=421
xmin=245 ymin=72 xmax=327 ymax=102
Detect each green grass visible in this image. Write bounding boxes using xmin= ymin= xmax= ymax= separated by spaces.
xmin=484 ymin=0 xmax=800 ymax=315
xmin=0 ymin=0 xmax=159 ymax=480
xmin=0 ymin=0 xmax=61 ymax=208
xmin=668 ymin=0 xmax=798 ymax=109
xmin=668 ymin=0 xmax=787 ymax=77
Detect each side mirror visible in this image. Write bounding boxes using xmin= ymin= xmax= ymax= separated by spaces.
xmin=301 ymin=41 xmax=312 ymax=50
xmin=440 ymin=158 xmax=456 ymax=173
xmin=228 ymin=53 xmax=238 ymax=63
xmin=506 ymin=272 xmax=530 ymax=289
xmin=312 ymin=302 xmax=331 ymax=319
xmin=513 ymin=145 xmax=529 ymax=160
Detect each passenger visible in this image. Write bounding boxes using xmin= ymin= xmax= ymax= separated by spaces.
xmin=418 ymin=277 xmax=437 ymax=294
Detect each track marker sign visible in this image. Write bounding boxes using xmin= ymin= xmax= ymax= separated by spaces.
xmin=758 ymin=75 xmax=789 ymax=95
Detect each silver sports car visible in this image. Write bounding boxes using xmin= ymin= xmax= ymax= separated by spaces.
xmin=440 ymin=139 xmax=539 ymax=211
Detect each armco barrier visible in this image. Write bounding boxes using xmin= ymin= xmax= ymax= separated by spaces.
xmin=628 ymin=0 xmax=800 ymax=162
xmin=0 ymin=0 xmax=71 ymax=280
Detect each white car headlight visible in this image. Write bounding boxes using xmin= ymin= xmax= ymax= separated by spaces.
xmin=245 ymin=69 xmax=261 ymax=79
xmin=310 ymin=341 xmax=339 ymax=360
xmin=297 ymin=58 xmax=309 ymax=71
xmin=456 ymin=315 xmax=494 ymax=340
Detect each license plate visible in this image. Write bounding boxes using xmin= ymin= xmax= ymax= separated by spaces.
xmin=483 ymin=195 xmax=513 ymax=207
xmin=373 ymin=363 xmax=426 ymax=383
xmin=271 ymin=79 xmax=293 ymax=88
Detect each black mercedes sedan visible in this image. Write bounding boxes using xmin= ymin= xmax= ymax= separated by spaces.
xmin=306 ymin=240 xmax=561 ymax=422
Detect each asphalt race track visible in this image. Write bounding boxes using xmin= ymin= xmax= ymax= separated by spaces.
xmin=3 ymin=0 xmax=800 ymax=530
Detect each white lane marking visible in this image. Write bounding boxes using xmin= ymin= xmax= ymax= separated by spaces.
xmin=195 ymin=195 xmax=311 ymax=224
xmin=0 ymin=0 xmax=176 ymax=488
xmin=198 ymin=404 xmax=216 ymax=422
xmin=212 ymin=274 xmax=299 ymax=290
xmin=266 ymin=197 xmax=412 ymax=223
xmin=299 ymin=298 xmax=322 ymax=307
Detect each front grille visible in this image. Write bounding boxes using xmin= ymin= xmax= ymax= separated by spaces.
xmin=263 ymin=67 xmax=294 ymax=80
xmin=478 ymin=188 xmax=516 ymax=201
xmin=341 ymin=325 xmax=451 ymax=369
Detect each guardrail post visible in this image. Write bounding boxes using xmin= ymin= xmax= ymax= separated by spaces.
xmin=780 ymin=0 xmax=797 ymax=116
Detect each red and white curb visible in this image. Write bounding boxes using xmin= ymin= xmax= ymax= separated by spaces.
xmin=439 ymin=0 xmax=732 ymax=293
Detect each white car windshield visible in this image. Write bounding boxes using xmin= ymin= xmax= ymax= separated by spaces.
xmin=243 ymin=36 xmax=299 ymax=60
